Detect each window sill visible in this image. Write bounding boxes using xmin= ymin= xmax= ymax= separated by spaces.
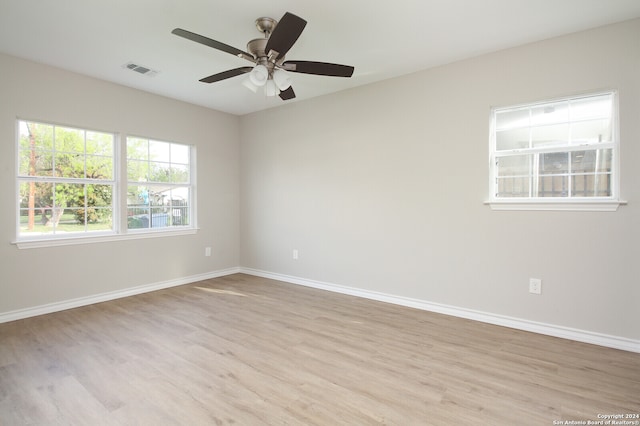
xmin=484 ymin=200 xmax=627 ymax=212
xmin=13 ymin=228 xmax=198 ymax=250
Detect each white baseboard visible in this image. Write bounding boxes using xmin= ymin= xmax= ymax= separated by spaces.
xmin=3 ymin=266 xmax=637 ymax=353
xmin=0 ymin=267 xmax=241 ymax=324
xmin=240 ymin=268 xmax=640 ymax=354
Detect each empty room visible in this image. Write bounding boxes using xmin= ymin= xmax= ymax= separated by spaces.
xmin=1 ymin=1 xmax=639 ymax=424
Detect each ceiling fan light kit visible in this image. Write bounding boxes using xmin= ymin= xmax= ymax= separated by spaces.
xmin=249 ymin=64 xmax=269 ymax=86
xmin=172 ymin=12 xmax=354 ymax=101
xmin=272 ymin=69 xmax=292 ymax=91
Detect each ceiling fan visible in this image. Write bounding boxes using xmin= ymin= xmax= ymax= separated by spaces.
xmin=172 ymin=12 xmax=355 ymax=101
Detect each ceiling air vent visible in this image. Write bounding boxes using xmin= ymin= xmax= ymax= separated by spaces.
xmin=123 ymin=62 xmax=158 ymax=77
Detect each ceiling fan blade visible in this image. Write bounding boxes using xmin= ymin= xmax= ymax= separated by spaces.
xmin=265 ymin=12 xmax=307 ymax=60
xmin=278 ymin=86 xmax=296 ymax=100
xmin=172 ymin=28 xmax=253 ymax=60
xmin=199 ymin=67 xmax=253 ymax=83
xmin=282 ymin=61 xmax=354 ymax=77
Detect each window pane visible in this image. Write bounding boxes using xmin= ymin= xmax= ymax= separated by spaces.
xmin=86 ymin=155 xmax=113 ymax=179
xmin=54 ymin=208 xmax=94 ymax=233
xmin=571 ymin=119 xmax=611 ymax=144
xmin=571 ymin=150 xmax=612 ymax=174
xmin=571 ymin=151 xmax=596 ymax=173
xmin=496 ymin=177 xmax=530 ymax=198
xmin=537 ymin=175 xmax=568 ymax=197
xmin=127 ymin=212 xmax=148 ymax=229
xmin=19 ymin=181 xmax=52 ymax=233
xmin=496 ymin=155 xmax=531 ymax=197
xmin=496 ymin=155 xmax=531 ymax=177
xmin=126 ymin=185 xmax=190 ymax=229
xmin=572 ymin=174 xmax=612 ymax=197
xmin=170 ymin=164 xmax=189 ymax=183
xmin=168 ymin=187 xmax=189 ymax=226
xmin=127 ymin=185 xmax=150 ymax=229
xmin=531 ymin=123 xmax=569 ymax=148
xmin=539 ymin=152 xmax=569 ymax=175
xmin=171 ymin=143 xmax=190 ymax=164
xmin=86 ymin=185 xmax=113 ymax=224
xmin=496 ymin=128 xmax=529 ymax=151
xmin=55 ymin=127 xmax=84 ymax=153
xmin=170 ymin=205 xmax=189 ymax=226
xmin=128 ymin=185 xmax=150 ymax=206
xmin=570 ymin=94 xmax=612 ymax=121
xmin=149 ymin=140 xmax=170 ymax=162
xmin=530 ymin=101 xmax=568 ymax=126
xmin=54 ymin=152 xmax=83 ymax=178
xmin=36 ymin=152 xmax=55 ymax=176
xmin=23 ymin=181 xmax=51 ymax=207
xmin=595 ymin=149 xmax=613 ymax=173
xmin=571 ymin=149 xmax=612 ymax=198
xmin=147 ymin=186 xmax=169 ymax=206
xmin=28 ymin=181 xmax=54 ymax=210
xmin=18 ymin=149 xmax=37 ymax=176
xmin=127 ymin=137 xmax=148 ymax=160
xmin=127 ymin=159 xmax=149 ymax=181
xmin=85 ymin=207 xmax=112 ymax=229
xmin=86 ymin=131 xmax=113 ymax=156
xmin=17 ymin=180 xmax=76 ymax=235
xmin=19 ymin=122 xmax=53 ymax=151
xmin=595 ymin=175 xmax=612 ymax=197
xmin=62 ymin=183 xmax=85 ymax=208
xmin=495 ymin=108 xmax=529 ymax=130
xmin=149 ymin=162 xmax=171 ymax=183
xmin=19 ymin=150 xmax=53 ymax=176
xmin=150 ymin=207 xmax=169 ymax=228
xmin=19 ymin=182 xmax=31 ymax=209
xmin=19 ymin=209 xmax=56 ymax=236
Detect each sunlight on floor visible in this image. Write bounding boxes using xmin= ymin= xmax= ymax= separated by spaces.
xmin=194 ymin=286 xmax=247 ymax=297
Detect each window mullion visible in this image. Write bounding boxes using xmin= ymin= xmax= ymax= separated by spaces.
xmin=531 ymin=153 xmax=538 ymax=197
xmin=594 ymin=149 xmax=601 ymax=196
xmin=567 ymin=151 xmax=573 ymax=198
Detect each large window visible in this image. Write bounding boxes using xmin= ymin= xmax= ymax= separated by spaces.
xmin=126 ymin=137 xmax=192 ymax=230
xmin=489 ymin=92 xmax=620 ymax=210
xmin=17 ymin=121 xmax=115 ymax=238
xmin=16 ymin=119 xmax=195 ymax=246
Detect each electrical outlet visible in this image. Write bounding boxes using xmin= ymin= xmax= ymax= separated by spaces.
xmin=529 ymin=278 xmax=542 ymax=295
xmin=205 ymin=247 xmax=211 ymax=257
xmin=292 ymin=249 xmax=299 ymax=260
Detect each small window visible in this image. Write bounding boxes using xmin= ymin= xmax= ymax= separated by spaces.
xmin=488 ymin=92 xmax=622 ymax=210
xmin=126 ymin=137 xmax=193 ymax=230
xmin=17 ymin=121 xmax=115 ymax=239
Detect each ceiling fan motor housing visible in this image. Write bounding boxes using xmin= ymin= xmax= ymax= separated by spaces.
xmin=247 ymin=38 xmax=270 ymax=63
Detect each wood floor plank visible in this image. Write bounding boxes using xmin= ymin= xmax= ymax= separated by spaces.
xmin=0 ymin=273 xmax=638 ymax=425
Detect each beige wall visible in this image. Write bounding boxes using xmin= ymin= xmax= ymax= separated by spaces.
xmin=0 ymin=54 xmax=241 ymax=313
xmin=240 ymin=19 xmax=640 ymax=340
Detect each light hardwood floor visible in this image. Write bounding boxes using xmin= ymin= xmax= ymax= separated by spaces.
xmin=1 ymin=274 xmax=638 ymax=425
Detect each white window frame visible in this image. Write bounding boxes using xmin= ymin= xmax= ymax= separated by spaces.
xmin=486 ymin=91 xmax=626 ymax=211
xmin=14 ymin=119 xmax=197 ymax=249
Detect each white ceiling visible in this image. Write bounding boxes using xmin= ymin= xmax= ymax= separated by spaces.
xmin=1 ymin=0 xmax=640 ymax=116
